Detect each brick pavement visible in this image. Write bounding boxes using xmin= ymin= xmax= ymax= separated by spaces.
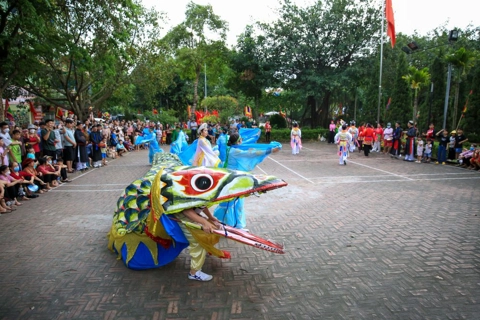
xmin=0 ymin=143 xmax=479 ymax=320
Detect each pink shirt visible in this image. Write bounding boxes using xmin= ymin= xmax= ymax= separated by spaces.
xmin=329 ymin=123 xmax=336 ymax=132
xmin=0 ymin=174 xmax=14 ymax=183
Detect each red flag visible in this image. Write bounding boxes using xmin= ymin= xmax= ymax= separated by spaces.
xmin=55 ymin=107 xmax=64 ymax=119
xmin=386 ymin=97 xmax=391 ymax=110
xmin=153 ymin=108 xmax=158 ymax=115
xmin=28 ymin=100 xmax=37 ymax=118
xmin=386 ymin=0 xmax=396 ymax=48
xmin=462 ymin=90 xmax=473 ymax=114
xmin=244 ymin=106 xmax=252 ymax=117
xmin=4 ymin=99 xmax=13 ymax=121
xmin=4 ymin=99 xmax=9 ymax=118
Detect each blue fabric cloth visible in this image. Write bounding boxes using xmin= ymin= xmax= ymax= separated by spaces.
xmin=239 ymin=128 xmax=261 ymax=144
xmin=214 ymin=197 xmax=245 ymax=229
xmin=220 ymin=141 xmax=282 ymax=171
xmin=213 ymin=141 xmax=282 ymax=227
xmin=135 ymin=128 xmax=163 ymax=163
xmin=119 ymin=214 xmax=189 ymax=270
xmin=170 ymin=131 xmax=188 ymax=155
xmin=177 ymin=139 xmax=197 ymax=166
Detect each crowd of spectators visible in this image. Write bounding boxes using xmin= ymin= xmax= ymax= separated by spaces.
xmin=0 ymin=117 xmax=182 ymax=214
xmin=330 ymin=120 xmax=477 ymax=168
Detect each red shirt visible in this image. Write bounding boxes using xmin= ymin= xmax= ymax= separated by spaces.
xmin=265 ymin=123 xmax=271 ymax=132
xmin=26 ymin=134 xmax=41 ymax=153
xmin=362 ymin=127 xmax=375 ymax=142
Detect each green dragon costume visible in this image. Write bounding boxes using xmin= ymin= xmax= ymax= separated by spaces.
xmin=108 ymin=153 xmax=287 ymax=270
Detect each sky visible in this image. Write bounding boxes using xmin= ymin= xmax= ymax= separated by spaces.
xmin=143 ymin=0 xmax=479 ymax=46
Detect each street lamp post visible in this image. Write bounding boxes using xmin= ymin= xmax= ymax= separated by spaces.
xmin=443 ymin=63 xmax=452 ymax=130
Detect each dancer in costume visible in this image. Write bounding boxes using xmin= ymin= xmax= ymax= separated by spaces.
xmin=290 ymin=122 xmax=302 ymax=155
xmin=135 ymin=125 xmax=163 ymax=164
xmin=107 ymin=153 xmax=287 ymax=281
xmin=372 ymin=123 xmax=383 ymax=152
xmin=170 ymin=128 xmax=188 ymax=155
xmin=348 ymin=121 xmax=358 ymax=153
xmin=360 ymin=123 xmax=375 ymax=156
xmin=404 ymin=120 xmax=416 ymax=162
xmin=335 ymin=124 xmax=352 ymax=165
xmin=213 ymin=133 xmax=281 ymax=230
xmin=192 ymin=123 xmax=220 ymax=167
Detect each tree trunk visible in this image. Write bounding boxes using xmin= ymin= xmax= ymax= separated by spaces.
xmin=413 ymin=89 xmax=418 ymax=122
xmin=307 ymin=95 xmax=316 ymax=128
xmin=0 ymin=88 xmax=4 ymax=122
xmin=192 ymin=69 xmax=200 ymax=115
xmin=319 ymin=91 xmax=331 ymax=128
xmin=452 ymin=80 xmax=460 ymax=129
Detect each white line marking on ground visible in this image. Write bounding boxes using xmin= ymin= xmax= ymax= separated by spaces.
xmin=287 ymin=176 xmax=480 ymax=184
xmin=256 ymin=165 xmax=267 ymax=175
xmin=267 ymin=157 xmax=315 ymax=184
xmin=348 ymin=160 xmax=414 ymax=181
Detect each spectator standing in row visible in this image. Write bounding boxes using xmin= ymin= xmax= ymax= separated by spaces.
xmin=265 ymin=120 xmax=272 ymax=143
xmin=416 ymin=136 xmax=424 ymax=163
xmin=404 ymin=120 xmax=416 ymax=162
xmin=63 ymin=119 xmax=76 ymax=173
xmin=454 ymin=128 xmax=468 ymax=160
xmin=54 ymin=122 xmax=64 ymax=160
xmin=383 ymin=123 xmax=393 ymax=155
xmin=41 ymin=119 xmax=58 ymax=161
xmin=448 ymin=130 xmax=456 ymax=160
xmin=25 ymin=124 xmax=41 ymax=159
xmin=8 ymin=130 xmax=22 ymax=167
xmin=391 ymin=122 xmax=403 ymax=158
xmin=435 ymin=129 xmax=449 ymax=165
xmin=90 ymin=124 xmax=103 ymax=168
xmin=74 ymin=121 xmax=88 ymax=171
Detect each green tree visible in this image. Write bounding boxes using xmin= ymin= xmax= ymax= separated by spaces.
xmin=402 ymin=66 xmax=430 ymax=122
xmin=259 ymin=0 xmax=380 ymax=128
xmin=21 ymin=0 xmax=160 ymax=120
xmin=0 ymin=0 xmax=55 ymax=120
xmin=445 ymin=47 xmax=476 ymax=128
xmin=200 ymin=95 xmax=239 ymax=123
xmin=162 ymin=2 xmax=228 ymax=115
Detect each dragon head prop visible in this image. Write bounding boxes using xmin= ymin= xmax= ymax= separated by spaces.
xmin=108 ymin=153 xmax=287 ymax=270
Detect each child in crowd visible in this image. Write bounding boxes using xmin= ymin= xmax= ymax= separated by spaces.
xmin=455 ymin=128 xmax=468 ymax=160
xmin=100 ymin=137 xmax=108 ymax=166
xmin=26 ymin=145 xmax=36 ymax=160
xmin=54 ymin=158 xmax=71 ymax=183
xmin=416 ymin=136 xmax=424 ymax=163
xmin=161 ymin=130 xmax=167 ymax=145
xmin=9 ymin=130 xmax=22 ymax=166
xmin=116 ymin=140 xmax=126 ymax=156
xmin=448 ymin=130 xmax=456 ymax=160
xmin=0 ymin=137 xmax=9 ymax=166
xmin=424 ymin=139 xmax=432 ymax=163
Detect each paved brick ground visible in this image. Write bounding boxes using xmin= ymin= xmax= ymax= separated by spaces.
xmin=0 ymin=143 xmax=479 ymax=320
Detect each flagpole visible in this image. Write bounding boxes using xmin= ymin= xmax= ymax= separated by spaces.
xmin=377 ymin=0 xmax=385 ymax=126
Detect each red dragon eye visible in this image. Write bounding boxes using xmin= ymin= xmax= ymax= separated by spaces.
xmin=172 ymin=168 xmax=227 ymax=196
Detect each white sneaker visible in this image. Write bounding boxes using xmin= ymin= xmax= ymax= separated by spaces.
xmin=188 ymin=270 xmax=213 ymax=281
